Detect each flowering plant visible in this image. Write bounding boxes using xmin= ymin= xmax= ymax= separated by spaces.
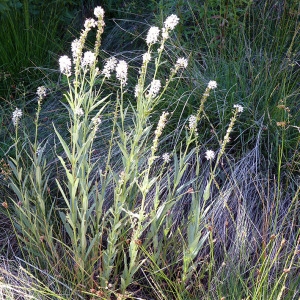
xmin=5 ymin=5 xmax=245 ymax=299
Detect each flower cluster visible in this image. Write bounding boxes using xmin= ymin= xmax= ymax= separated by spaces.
xmin=151 ymin=111 xmax=169 ymax=154
xmin=175 ymin=57 xmax=188 ymax=69
xmin=188 ymin=115 xmax=197 ymax=130
xmin=143 ymin=52 xmax=151 ymax=64
xmin=59 ymin=55 xmax=72 ymax=76
xmin=12 ymin=108 xmax=22 ymax=126
xmin=71 ymin=39 xmax=81 ymax=61
xmin=36 ymin=86 xmax=47 ymax=98
xmin=148 ymin=79 xmax=161 ymax=98
xmin=36 ymin=142 xmax=47 ymax=157
xmin=74 ymin=107 xmax=84 ymax=117
xmin=94 ymin=6 xmax=104 ymax=19
xmin=161 ymin=28 xmax=169 ymax=40
xmin=156 ymin=112 xmax=169 ymax=136
xmin=84 ymin=18 xmax=97 ymax=30
xmin=164 ymin=14 xmax=179 ymax=30
xmin=162 ymin=153 xmax=171 ymax=163
xmin=134 ymin=84 xmax=142 ymax=98
xmin=146 ymin=26 xmax=160 ymax=45
xmin=118 ymin=170 xmax=126 ymax=185
xmin=115 ymin=60 xmax=128 ymax=85
xmin=145 ymin=14 xmax=179 ymax=45
xmin=205 ymin=150 xmax=215 ymax=161
xmin=102 ymin=57 xmax=118 ymax=78
xmin=208 ymin=80 xmax=217 ymax=89
xmin=81 ymin=51 xmax=96 ymax=68
xmin=233 ymin=104 xmax=244 ymax=113
xmin=92 ymin=116 xmax=101 ymax=126
xmin=92 ymin=115 xmax=102 ymax=131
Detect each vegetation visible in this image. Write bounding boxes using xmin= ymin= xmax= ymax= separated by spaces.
xmin=0 ymin=0 xmax=299 ymax=299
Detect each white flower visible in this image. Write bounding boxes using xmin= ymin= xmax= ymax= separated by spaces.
xmin=146 ymin=26 xmax=160 ymax=45
xmin=12 ymin=108 xmax=22 ymax=126
xmin=164 ymin=14 xmax=179 ymax=30
xmin=84 ymin=18 xmax=97 ymax=30
xmin=208 ymin=80 xmax=217 ymax=89
xmin=234 ymin=104 xmax=244 ymax=113
xmin=71 ymin=39 xmax=81 ymax=61
xmin=134 ymin=84 xmax=142 ymax=98
xmin=205 ymin=150 xmax=215 ymax=161
xmin=142 ymin=52 xmax=151 ymax=63
xmin=36 ymin=142 xmax=47 ymax=156
xmin=36 ymin=145 xmax=42 ymax=156
xmin=152 ymin=111 xmax=169 ymax=154
xmin=155 ymin=111 xmax=169 ymax=136
xmin=92 ymin=116 xmax=101 ymax=126
xmin=162 ymin=153 xmax=171 ymax=163
xmin=74 ymin=107 xmax=84 ymax=117
xmin=81 ymin=51 xmax=96 ymax=68
xmin=94 ymin=6 xmax=104 ymax=19
xmin=188 ymin=115 xmax=197 ymax=130
xmin=102 ymin=56 xmax=117 ymax=78
xmin=175 ymin=57 xmax=188 ymax=69
xmin=115 ymin=60 xmax=128 ymax=85
xmin=161 ymin=28 xmax=169 ymax=40
xmin=59 ymin=55 xmax=72 ymax=76
xmin=36 ymin=86 xmax=46 ymax=98
xmin=148 ymin=79 xmax=161 ymax=97
xmin=118 ymin=170 xmax=125 ymax=185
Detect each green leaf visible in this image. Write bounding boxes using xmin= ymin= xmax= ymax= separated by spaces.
xmin=59 ymin=211 xmax=74 ymax=240
xmin=53 ymin=125 xmax=72 ymax=161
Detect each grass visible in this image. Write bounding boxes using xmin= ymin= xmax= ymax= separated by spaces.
xmin=0 ymin=0 xmax=300 ymax=299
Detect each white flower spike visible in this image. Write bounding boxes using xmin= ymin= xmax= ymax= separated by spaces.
xmin=146 ymin=26 xmax=160 ymax=45
xmin=208 ymin=80 xmax=217 ymax=89
xmin=234 ymin=104 xmax=244 ymax=113
xmin=148 ymin=79 xmax=161 ymax=98
xmin=36 ymin=86 xmax=47 ymax=98
xmin=81 ymin=51 xmax=96 ymax=68
xmin=164 ymin=14 xmax=179 ymax=30
xmin=12 ymin=108 xmax=22 ymax=126
xmin=59 ymin=55 xmax=72 ymax=76
xmin=188 ymin=115 xmax=197 ymax=130
xmin=175 ymin=57 xmax=188 ymax=69
xmin=115 ymin=60 xmax=128 ymax=85
xmin=94 ymin=6 xmax=104 ymax=19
